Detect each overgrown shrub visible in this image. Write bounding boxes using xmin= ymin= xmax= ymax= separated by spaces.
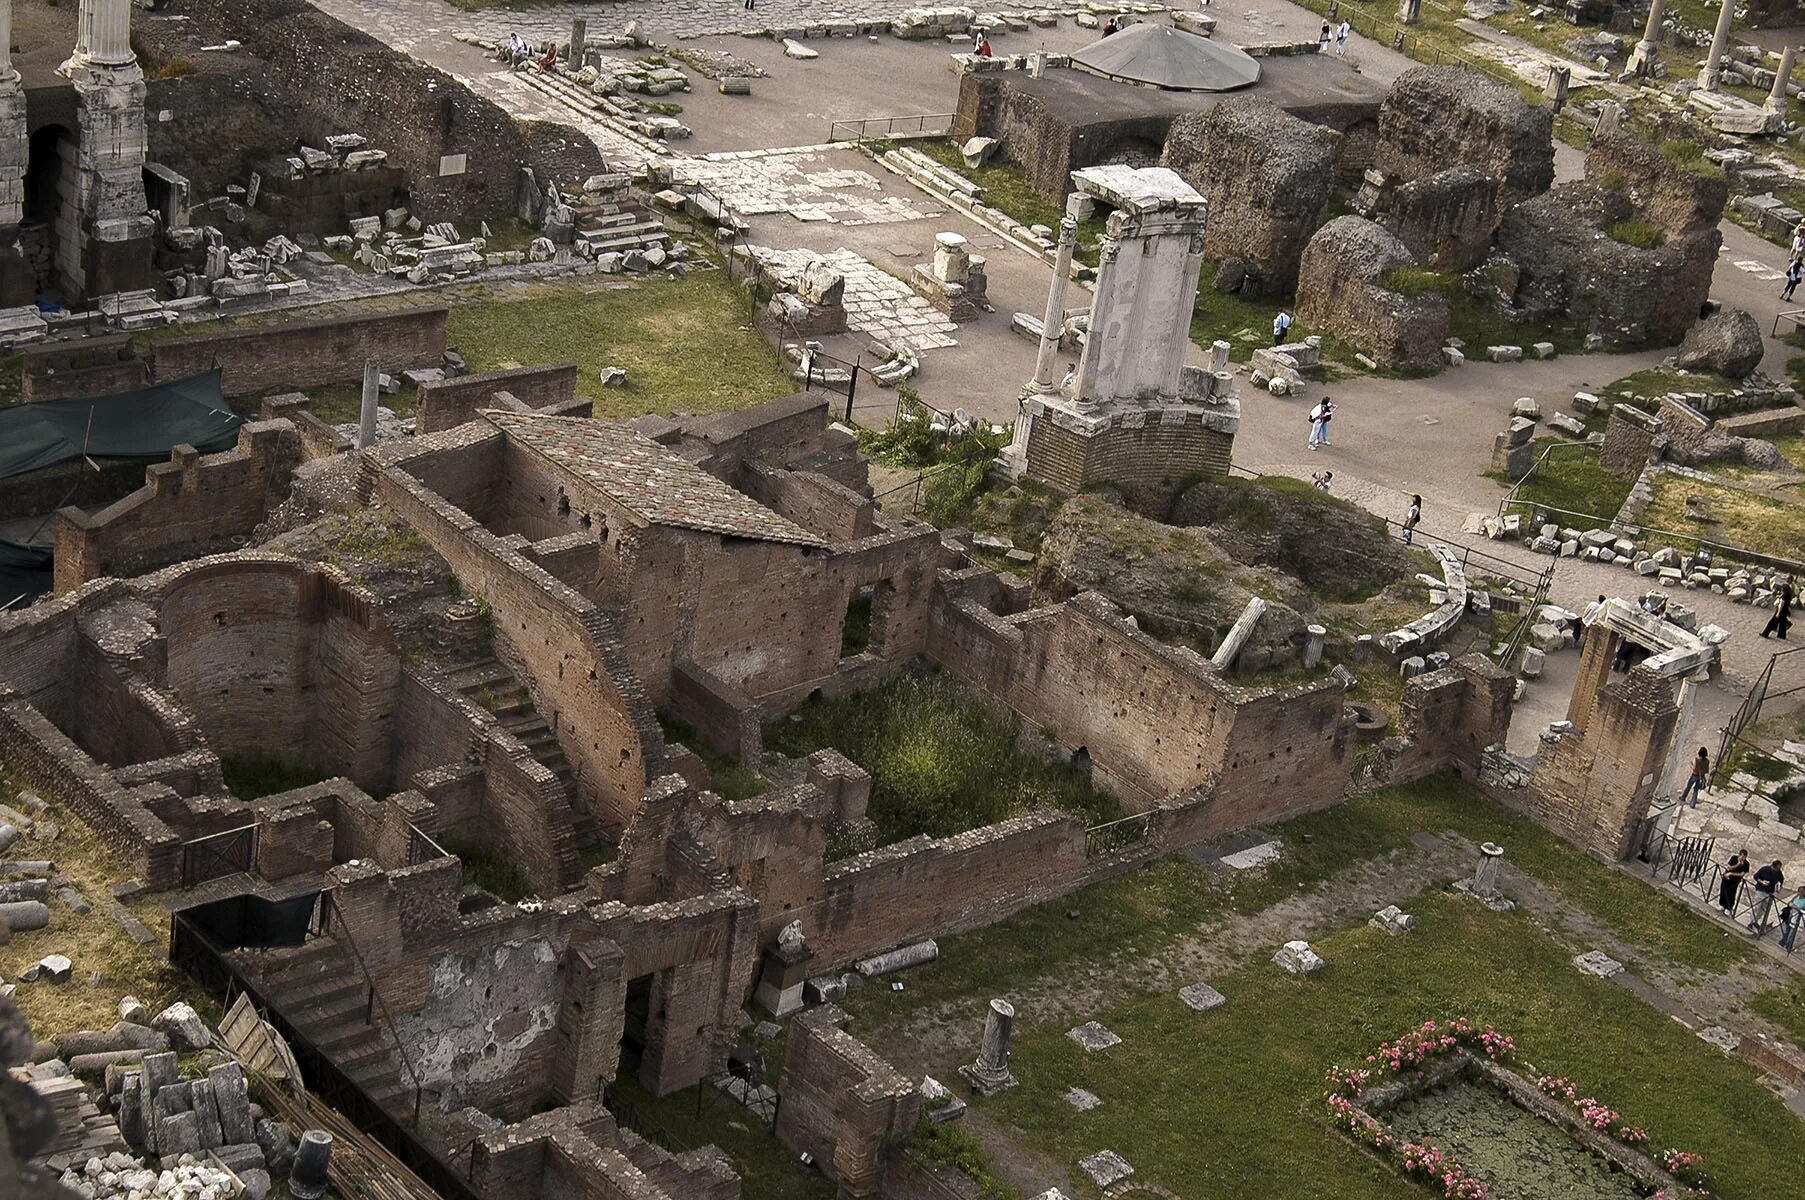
xmin=766 ymin=671 xmax=1120 ymax=844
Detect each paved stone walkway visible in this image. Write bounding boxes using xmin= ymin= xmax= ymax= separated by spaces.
xmin=313 ymin=0 xmax=946 ymax=47
xmin=677 ymin=148 xmax=944 ymax=225
xmin=749 ymin=245 xmax=960 ymax=348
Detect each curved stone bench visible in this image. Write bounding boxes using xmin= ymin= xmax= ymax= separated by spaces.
xmin=1378 ymin=542 xmax=1468 ymax=658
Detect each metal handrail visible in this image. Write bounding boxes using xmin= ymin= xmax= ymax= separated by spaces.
xmin=1496 ymin=438 xmax=1599 ymax=519
xmin=1084 ymin=811 xmax=1152 ymax=857
xmin=318 ymin=891 xmax=430 ymax=1124
xmin=1713 ymin=644 xmax=1805 ymax=789
xmin=407 ymin=822 xmax=451 ymax=866
xmin=827 ymin=113 xmax=955 ymax=142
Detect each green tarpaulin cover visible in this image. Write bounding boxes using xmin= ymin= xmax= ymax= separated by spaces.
xmin=0 ymin=369 xmax=240 ymax=481
xmin=0 ymin=537 xmax=52 ymax=610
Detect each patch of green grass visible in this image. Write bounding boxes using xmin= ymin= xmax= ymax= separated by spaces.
xmin=841 ymin=776 xmax=1756 ymax=1032
xmin=1381 ymin=265 xmax=1450 ymax=295
xmin=988 ymin=887 xmax=1794 ymax=1200
xmin=1747 ymin=977 xmax=1805 ymax=1046
xmin=1608 ymin=219 xmax=1664 ymax=249
xmin=446 ymin=272 xmax=794 ymax=419
xmin=446 ymin=841 xmax=536 ymax=903
xmin=914 ymin=141 xmax=1109 ymax=265
xmin=909 ymin=1119 xmax=1019 ymax=1200
xmin=1659 ymin=138 xmax=1723 ymax=180
xmin=1492 ymin=440 xmax=1633 ymax=526
xmin=642 ymin=100 xmax=684 ymax=116
xmin=1189 ymin=280 xmax=1292 ymax=364
xmin=765 ymin=671 xmax=1122 ymax=845
xmin=657 ymin=714 xmax=767 ymax=803
xmin=0 ymin=352 xmax=21 ymax=408
xmin=219 ymin=756 xmax=330 ymax=800
xmin=605 ymin=1071 xmax=835 ymax=1200
xmin=309 ymin=512 xmax=432 ymax=573
xmin=1642 ymin=475 xmax=1805 ymax=563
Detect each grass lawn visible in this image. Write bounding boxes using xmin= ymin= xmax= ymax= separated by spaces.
xmin=985 ymin=886 xmax=1794 ymax=1200
xmin=1641 ymin=474 xmax=1805 ymax=563
xmin=1492 ymin=439 xmax=1633 ymax=526
xmin=0 ymin=768 xmax=189 ymax=1039
xmin=1747 ymin=976 xmax=1805 ymax=1047
xmin=764 ymin=670 xmax=1122 ymax=846
xmin=606 ymin=1071 xmax=834 ymax=1200
xmin=840 ymin=776 xmax=1758 ymax=1038
xmin=446 ymin=271 xmax=795 ymax=419
xmin=657 ymin=714 xmax=767 ymax=803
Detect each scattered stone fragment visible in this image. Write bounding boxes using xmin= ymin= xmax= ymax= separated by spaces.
xmin=1064 ymin=1086 xmax=1102 ymax=1111
xmin=152 ymin=1003 xmax=213 ymax=1052
xmin=1219 ymin=840 xmax=1281 ymax=870
xmin=1369 ymin=905 xmax=1416 ymax=935
xmin=1078 ymin=1149 xmax=1134 ymax=1187
xmin=1066 ymin=1021 xmax=1122 ymax=1051
xmin=1178 ymin=982 xmax=1226 ymax=1011
xmin=1573 ymin=950 xmax=1623 ymax=978
xmin=1273 ymin=940 xmax=1325 ymax=975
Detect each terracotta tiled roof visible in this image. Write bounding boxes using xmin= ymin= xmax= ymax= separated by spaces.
xmin=486 ymin=412 xmax=826 ymax=547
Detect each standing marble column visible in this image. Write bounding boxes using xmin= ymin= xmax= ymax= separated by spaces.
xmin=1471 ymin=841 xmax=1505 ymax=899
xmin=1766 ymin=45 xmax=1796 ymax=113
xmin=957 ymin=999 xmax=1019 ymax=1096
xmin=1032 ymin=217 xmax=1079 ymax=390
xmin=1698 ymin=0 xmax=1736 ymax=91
xmin=1627 ymin=0 xmax=1664 ymax=78
xmin=358 ymin=360 xmax=380 ymax=450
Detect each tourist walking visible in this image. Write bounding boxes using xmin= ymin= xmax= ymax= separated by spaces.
xmin=1319 ymin=20 xmax=1332 ymax=48
xmin=1273 ymin=309 xmax=1292 ymax=345
xmin=1307 ymin=397 xmax=1334 ymax=450
xmin=744 ymin=0 xmax=756 ymax=10
xmin=1785 ymin=258 xmax=1803 ymax=302
xmin=1791 ymin=222 xmax=1804 ymax=261
xmin=1720 ymin=850 xmax=1750 ymax=915
xmin=1780 ymin=885 xmax=1805 ymax=952
xmin=1679 ymin=746 xmax=1709 ymax=807
xmin=1760 ymin=578 xmax=1794 ymax=639
xmin=1402 ymin=494 xmax=1422 ymax=544
xmin=1750 ymin=859 xmax=1786 ymax=933
xmin=1336 ymin=20 xmax=1350 ymax=53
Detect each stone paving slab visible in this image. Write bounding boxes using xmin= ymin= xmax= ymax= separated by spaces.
xmin=1574 ymin=950 xmax=1624 ymax=977
xmin=1078 ymin=1150 xmax=1134 ymax=1187
xmin=676 ymin=149 xmax=943 ymax=226
xmin=1220 ymin=839 xmax=1282 ymax=870
xmin=1177 ymin=982 xmax=1226 ymax=1011
xmin=1066 ymin=1021 xmax=1122 ymax=1051
xmin=749 ymin=245 xmax=959 ymax=349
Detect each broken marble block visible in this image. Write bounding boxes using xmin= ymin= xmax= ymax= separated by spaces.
xmin=1369 ymin=905 xmax=1415 ymax=935
xmin=1273 ymin=940 xmax=1324 ymax=975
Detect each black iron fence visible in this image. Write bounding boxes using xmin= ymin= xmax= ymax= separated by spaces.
xmin=1084 ymin=812 xmax=1152 ymax=858
xmin=1714 ymin=646 xmax=1804 ymax=791
xmin=168 ymin=898 xmax=481 ymax=1200
xmin=181 ymin=823 xmax=259 ymax=888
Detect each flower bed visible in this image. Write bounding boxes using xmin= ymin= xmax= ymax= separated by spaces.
xmin=1324 ymin=1018 xmax=1713 ymax=1200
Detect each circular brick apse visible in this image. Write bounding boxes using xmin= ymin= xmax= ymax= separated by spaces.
xmin=159 ymin=555 xmax=400 ymax=788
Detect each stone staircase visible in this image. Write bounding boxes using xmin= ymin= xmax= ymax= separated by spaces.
xmin=254 ymin=939 xmax=416 ymax=1116
xmin=446 ymin=658 xmax=577 ymax=793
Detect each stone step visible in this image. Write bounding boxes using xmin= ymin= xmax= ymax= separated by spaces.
xmin=443 ymin=660 xmax=515 ymax=692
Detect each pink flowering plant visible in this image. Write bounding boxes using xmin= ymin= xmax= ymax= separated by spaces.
xmin=1325 ymin=1020 xmax=1713 ymax=1200
xmin=1323 ymin=1019 xmax=1517 ymax=1200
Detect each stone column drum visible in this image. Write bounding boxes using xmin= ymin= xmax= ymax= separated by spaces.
xmin=1698 ymin=0 xmax=1735 ymax=90
xmin=958 ymin=998 xmax=1019 ymax=1096
xmin=1472 ymin=841 xmax=1505 ymax=898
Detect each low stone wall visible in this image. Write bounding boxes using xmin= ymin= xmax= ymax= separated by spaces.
xmin=150 ymin=307 xmax=448 ymax=398
xmin=1295 ymin=217 xmax=1449 ymax=372
xmin=416 ymin=364 xmax=581 ymax=434
xmin=53 ymin=421 xmax=305 ymax=594
xmin=19 ymin=335 xmax=146 ymax=403
xmin=774 ymin=1007 xmax=919 ymax=1195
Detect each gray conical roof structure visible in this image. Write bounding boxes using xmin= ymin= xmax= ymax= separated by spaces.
xmin=1070 ymin=23 xmax=1261 ymax=91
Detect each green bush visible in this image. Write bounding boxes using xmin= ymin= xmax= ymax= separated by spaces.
xmin=910 ymin=1119 xmax=1020 ymax=1200
xmin=766 ymin=672 xmax=1121 ymax=844
xmin=1607 ymin=219 xmax=1663 ymax=249
xmin=1658 ymin=138 xmax=1720 ymax=179
xmin=446 ymin=842 xmax=535 ymax=903
xmin=219 ymin=757 xmax=328 ymax=801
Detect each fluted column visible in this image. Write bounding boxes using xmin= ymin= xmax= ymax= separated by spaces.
xmin=0 ymin=0 xmax=15 ymax=78
xmin=1767 ymin=45 xmax=1795 ymax=113
xmin=1032 ymin=217 xmax=1078 ymax=390
xmin=1627 ymin=0 xmax=1663 ymax=76
xmin=1698 ymin=0 xmax=1735 ymax=91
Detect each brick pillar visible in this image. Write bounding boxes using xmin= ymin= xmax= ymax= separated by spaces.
xmin=1565 ymin=621 xmax=1618 ymax=736
xmin=551 ymin=938 xmax=624 ymax=1104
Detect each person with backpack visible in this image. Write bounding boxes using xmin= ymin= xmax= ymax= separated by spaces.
xmin=1307 ymin=396 xmax=1334 ymax=450
xmin=1402 ymin=495 xmax=1422 ymax=544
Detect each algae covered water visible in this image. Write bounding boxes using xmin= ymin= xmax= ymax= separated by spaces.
xmin=1387 ymin=1080 xmax=1646 ymax=1200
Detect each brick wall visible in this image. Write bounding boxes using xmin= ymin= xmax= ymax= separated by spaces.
xmin=1655 ymin=397 xmax=1716 ymax=464
xmin=738 ymin=465 xmax=876 ymax=543
xmin=1025 ymin=415 xmax=1234 ymax=493
xmin=19 ymin=334 xmax=146 ymax=403
xmin=775 ymin=1007 xmax=920 ymax=1197
xmin=1370 ymin=656 xmax=1516 ymax=785
xmin=150 ymin=307 xmax=448 ymax=398
xmin=416 ymin=364 xmax=581 ymax=435
xmin=367 ymin=453 xmax=662 ymax=834
xmin=1601 ymin=404 xmax=1660 ymax=480
xmin=53 ymin=421 xmax=305 ymax=593
xmin=930 ymin=588 xmax=1349 ymax=814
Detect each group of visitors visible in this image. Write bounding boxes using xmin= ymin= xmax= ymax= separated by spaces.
xmin=970 ymin=30 xmax=993 ymax=56
xmin=1719 ymin=851 xmax=1804 ymax=950
xmin=500 ymin=33 xmax=558 ymax=70
xmin=1318 ymin=20 xmax=1352 ymax=53
xmin=1785 ymin=221 xmax=1805 ymax=301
